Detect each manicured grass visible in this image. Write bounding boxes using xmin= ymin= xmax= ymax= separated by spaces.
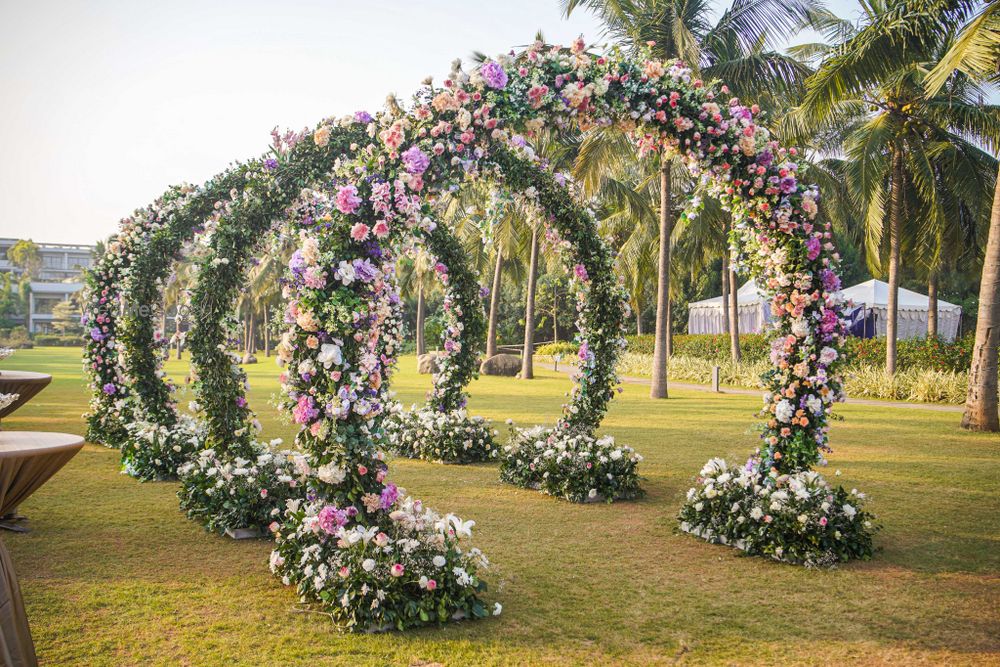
xmin=4 ymin=347 xmax=1000 ymax=665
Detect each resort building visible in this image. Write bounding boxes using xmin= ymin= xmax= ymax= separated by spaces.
xmin=0 ymin=238 xmax=96 ymax=333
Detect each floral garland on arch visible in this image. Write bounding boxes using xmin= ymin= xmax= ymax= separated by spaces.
xmin=91 ymin=34 xmax=881 ymax=631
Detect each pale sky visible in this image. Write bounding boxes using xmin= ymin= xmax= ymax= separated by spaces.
xmin=0 ymin=0 xmax=860 ymax=245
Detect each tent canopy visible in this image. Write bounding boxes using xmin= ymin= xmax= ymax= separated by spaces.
xmin=837 ymin=279 xmax=962 ymax=341
xmin=685 ymin=278 xmax=962 ymax=341
xmin=687 ymin=279 xmax=771 ymax=334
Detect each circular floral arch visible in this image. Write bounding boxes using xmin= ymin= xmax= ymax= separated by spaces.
xmin=85 ymin=38 xmax=874 ymax=629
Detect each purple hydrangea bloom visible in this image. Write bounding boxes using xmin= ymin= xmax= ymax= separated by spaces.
xmin=354 ymin=110 xmax=373 ymax=124
xmin=805 ymin=237 xmax=822 ymax=260
xmin=351 ymin=258 xmax=379 ymax=283
xmin=264 ymin=158 xmax=279 ymax=171
xmin=779 ymin=176 xmax=798 ymax=194
xmin=379 ymin=483 xmax=400 ymax=510
xmin=401 ymin=145 xmax=430 ymax=174
xmin=481 ymin=61 xmax=508 ymax=89
xmin=90 ymin=327 xmax=105 ymax=342
xmin=821 ymin=269 xmax=841 ymax=292
xmin=756 ymin=150 xmax=773 ymax=167
xmin=102 ymin=383 xmax=117 ymax=395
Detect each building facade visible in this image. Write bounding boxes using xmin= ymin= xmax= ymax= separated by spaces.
xmin=0 ymin=238 xmax=95 ymax=333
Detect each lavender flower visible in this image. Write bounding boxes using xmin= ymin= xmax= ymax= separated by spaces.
xmin=481 ymin=61 xmax=508 ymax=89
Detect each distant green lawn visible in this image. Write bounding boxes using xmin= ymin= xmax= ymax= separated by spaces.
xmin=4 ymin=347 xmax=999 ymax=665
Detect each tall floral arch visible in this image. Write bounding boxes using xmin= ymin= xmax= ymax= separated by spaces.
xmin=84 ymin=38 xmax=873 ymax=630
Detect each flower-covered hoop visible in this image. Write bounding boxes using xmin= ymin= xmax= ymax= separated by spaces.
xmin=87 ymin=36 xmax=876 ymax=631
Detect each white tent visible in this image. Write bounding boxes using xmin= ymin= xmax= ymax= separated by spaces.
xmin=838 ymin=279 xmax=962 ymax=341
xmin=687 ymin=279 xmax=772 ymax=334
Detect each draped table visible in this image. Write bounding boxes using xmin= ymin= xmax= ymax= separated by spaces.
xmin=0 ymin=431 xmax=84 ymax=667
xmin=0 ymin=373 xmax=52 ymax=422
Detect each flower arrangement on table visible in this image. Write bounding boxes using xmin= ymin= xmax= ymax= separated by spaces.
xmin=679 ymin=457 xmax=877 ymax=565
xmin=384 ymin=405 xmax=499 ymax=464
xmin=500 ymin=425 xmax=644 ymax=503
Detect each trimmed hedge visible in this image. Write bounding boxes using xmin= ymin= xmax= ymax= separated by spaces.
xmin=33 ymin=334 xmax=83 ymax=347
xmin=622 ymin=333 xmax=976 ymax=373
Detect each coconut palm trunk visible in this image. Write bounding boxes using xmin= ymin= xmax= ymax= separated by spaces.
xmin=927 ymin=270 xmax=939 ymax=338
xmin=729 ymin=265 xmax=741 ymax=362
xmin=962 ymin=164 xmax=1000 ymax=431
xmin=552 ymin=284 xmax=559 ymax=344
xmin=886 ymin=148 xmax=905 ymax=375
xmin=650 ymin=164 xmax=672 ymax=399
xmin=416 ymin=284 xmax=426 ymax=356
xmin=521 ymin=226 xmax=540 ymax=379
xmin=263 ymin=308 xmax=271 ymax=357
xmin=486 ymin=251 xmax=504 ymax=358
xmin=721 ymin=253 xmax=730 ymax=334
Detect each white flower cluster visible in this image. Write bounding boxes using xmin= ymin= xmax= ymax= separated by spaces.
xmin=679 ymin=457 xmax=877 ymax=566
xmin=177 ymin=440 xmax=307 ymax=533
xmin=500 ymin=426 xmax=643 ymax=502
xmin=270 ymin=492 xmax=494 ymax=630
xmin=121 ymin=415 xmax=207 ymax=481
xmin=384 ymin=406 xmax=499 ymax=464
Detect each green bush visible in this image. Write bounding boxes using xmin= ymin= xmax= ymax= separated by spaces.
xmin=535 ymin=341 xmax=579 ymax=357
xmin=624 ymin=333 xmax=976 ymax=373
xmin=0 ymin=326 xmax=33 ymax=349
xmin=33 ymin=333 xmax=82 ymax=347
xmin=625 ymin=333 xmax=770 ymax=362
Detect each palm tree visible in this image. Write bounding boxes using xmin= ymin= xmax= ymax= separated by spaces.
xmin=924 ymin=0 xmax=1000 ymax=430
xmin=566 ymin=0 xmax=815 ymax=397
xmin=793 ymin=0 xmax=999 ymax=374
xmin=397 ymin=249 xmax=437 ymax=355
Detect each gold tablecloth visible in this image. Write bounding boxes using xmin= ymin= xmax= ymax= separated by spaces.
xmin=0 ymin=431 xmax=84 ymax=667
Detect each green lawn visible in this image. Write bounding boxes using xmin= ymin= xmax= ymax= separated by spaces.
xmin=4 ymin=347 xmax=999 ymax=666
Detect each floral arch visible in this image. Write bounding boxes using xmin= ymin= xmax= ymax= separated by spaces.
xmin=84 ymin=37 xmax=876 ymax=630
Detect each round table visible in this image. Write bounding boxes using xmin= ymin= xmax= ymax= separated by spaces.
xmin=0 ymin=373 xmax=52 ymax=422
xmin=0 ymin=431 xmax=84 ymax=667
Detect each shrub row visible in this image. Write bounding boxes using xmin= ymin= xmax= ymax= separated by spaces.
xmin=621 ymin=333 xmax=976 ymax=373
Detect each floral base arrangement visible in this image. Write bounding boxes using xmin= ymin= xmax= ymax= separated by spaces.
xmin=177 ymin=442 xmax=306 ymax=535
xmin=499 ymin=426 xmax=644 ymax=503
xmin=383 ymin=406 xmax=499 ymax=464
xmin=678 ymin=457 xmax=878 ymax=566
xmin=121 ymin=415 xmax=206 ymax=481
xmin=270 ymin=488 xmax=497 ymax=632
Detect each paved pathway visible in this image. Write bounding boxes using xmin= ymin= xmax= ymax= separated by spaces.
xmin=534 ymin=362 xmax=965 ymax=413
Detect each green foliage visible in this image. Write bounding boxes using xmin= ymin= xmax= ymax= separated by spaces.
xmin=0 ymin=326 xmax=33 ymax=349
xmin=535 ymin=341 xmax=579 ymax=356
xmin=626 ymin=333 xmax=771 ymax=361
xmin=8 ymin=239 xmax=41 ymax=278
xmin=31 ymin=334 xmax=81 ymax=347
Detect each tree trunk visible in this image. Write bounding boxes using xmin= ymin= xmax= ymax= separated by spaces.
xmin=486 ymin=251 xmax=503 ymax=358
xmin=730 ymin=264 xmax=742 ymax=362
xmin=927 ymin=270 xmax=939 ymax=339
xmin=721 ymin=253 xmax=730 ymax=334
xmin=416 ymin=284 xmax=426 ymax=356
xmin=552 ymin=284 xmax=559 ymax=344
xmin=636 ymin=304 xmax=643 ymax=336
xmin=175 ymin=318 xmax=183 ymax=360
xmin=650 ymin=164 xmax=673 ymax=399
xmin=264 ymin=307 xmax=271 ymax=357
xmin=521 ymin=226 xmax=540 ymax=379
xmin=886 ymin=147 xmax=904 ymax=374
xmin=962 ymin=163 xmax=1000 ymax=431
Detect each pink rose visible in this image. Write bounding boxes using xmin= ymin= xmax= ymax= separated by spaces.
xmin=390 ymin=563 xmax=404 ymax=577
xmin=426 ymin=579 xmax=437 ymax=591
xmin=335 ymin=185 xmax=362 ymax=215
xmin=373 ymin=221 xmax=390 ymax=238
xmin=350 ymin=222 xmax=370 ymax=242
